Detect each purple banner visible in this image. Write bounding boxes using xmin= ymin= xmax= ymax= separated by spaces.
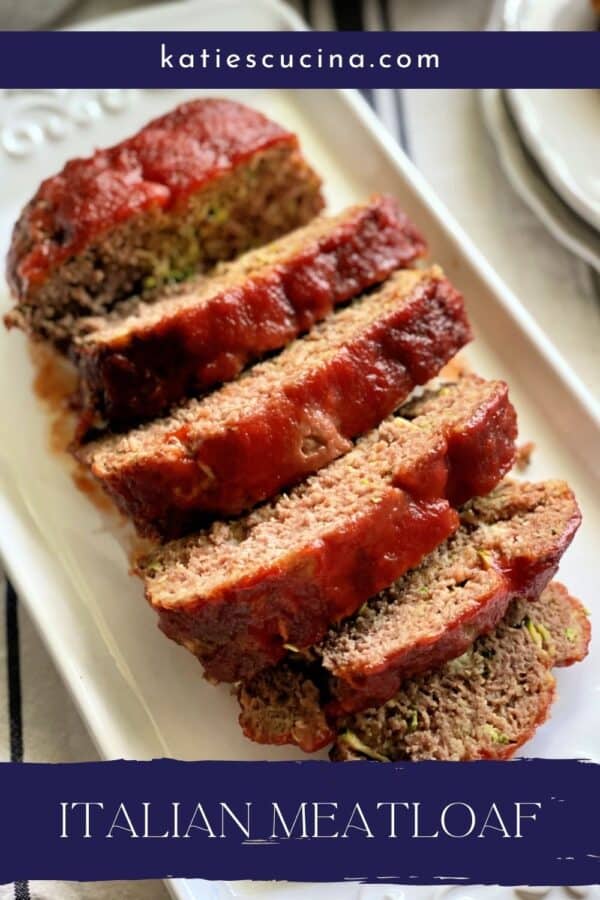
xmin=0 ymin=758 xmax=597 ymax=884
xmin=0 ymin=32 xmax=597 ymax=88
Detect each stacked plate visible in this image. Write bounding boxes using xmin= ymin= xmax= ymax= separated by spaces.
xmin=481 ymin=0 xmax=600 ymax=271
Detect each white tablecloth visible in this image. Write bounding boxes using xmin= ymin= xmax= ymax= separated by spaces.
xmin=1 ymin=2 xmax=598 ymax=899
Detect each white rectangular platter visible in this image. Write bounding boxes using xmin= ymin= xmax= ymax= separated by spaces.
xmin=0 ymin=2 xmax=599 ymax=899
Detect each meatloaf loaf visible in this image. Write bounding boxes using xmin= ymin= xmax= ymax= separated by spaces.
xmin=331 ymin=582 xmax=590 ymax=761
xmin=5 ymin=99 xmax=324 ymax=345
xmin=238 ymin=479 xmax=581 ymax=751
xmin=81 ymin=266 xmax=471 ymax=537
xmin=73 ymin=194 xmax=426 ymax=428
xmin=140 ymin=375 xmax=517 ymax=683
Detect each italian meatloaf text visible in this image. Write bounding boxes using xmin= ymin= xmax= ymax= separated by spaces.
xmin=80 ymin=266 xmax=470 ymax=536
xmin=139 ymin=375 xmax=517 ymax=683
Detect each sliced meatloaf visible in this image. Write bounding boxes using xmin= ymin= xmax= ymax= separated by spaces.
xmin=5 ymin=99 xmax=324 ymax=345
xmin=139 ymin=375 xmax=517 ymax=683
xmin=238 ymin=479 xmax=581 ymax=751
xmin=73 ymin=194 xmax=426 ymax=428
xmin=331 ymin=582 xmax=590 ymax=761
xmin=80 ymin=266 xmax=471 ymax=537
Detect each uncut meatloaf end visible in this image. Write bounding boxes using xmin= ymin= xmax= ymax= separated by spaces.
xmin=139 ymin=374 xmax=517 ymax=683
xmin=238 ymin=479 xmax=581 ymax=752
xmin=331 ymin=581 xmax=590 ymax=761
xmin=73 ymin=194 xmax=427 ymax=428
xmin=5 ymin=98 xmax=324 ymax=346
xmin=80 ymin=266 xmax=471 ymax=536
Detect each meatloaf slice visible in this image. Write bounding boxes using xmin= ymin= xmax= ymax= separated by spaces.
xmin=80 ymin=266 xmax=471 ymax=537
xmin=238 ymin=479 xmax=581 ymax=751
xmin=140 ymin=375 xmax=517 ymax=683
xmin=73 ymin=194 xmax=426 ymax=428
xmin=331 ymin=582 xmax=590 ymax=761
xmin=5 ymin=99 xmax=324 ymax=346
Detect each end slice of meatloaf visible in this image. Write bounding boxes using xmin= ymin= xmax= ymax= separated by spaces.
xmin=73 ymin=193 xmax=427 ymax=428
xmin=238 ymin=479 xmax=581 ymax=752
xmin=5 ymin=98 xmax=324 ymax=346
xmin=139 ymin=375 xmax=517 ymax=683
xmin=80 ymin=266 xmax=471 ymax=537
xmin=331 ymin=581 xmax=590 ymax=761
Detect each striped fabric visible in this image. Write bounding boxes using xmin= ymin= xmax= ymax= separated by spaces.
xmin=2 ymin=2 xmax=599 ymax=899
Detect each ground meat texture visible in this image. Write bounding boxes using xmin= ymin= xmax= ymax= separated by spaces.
xmin=325 ymin=479 xmax=581 ymax=714
xmin=139 ymin=375 xmax=517 ymax=683
xmin=238 ymin=481 xmax=581 ymax=751
xmin=239 ymin=660 xmax=333 ymax=751
xmin=72 ymin=194 xmax=426 ymax=428
xmin=5 ymin=99 xmax=324 ymax=346
xmin=80 ymin=266 xmax=470 ymax=537
xmin=331 ymin=582 xmax=590 ymax=761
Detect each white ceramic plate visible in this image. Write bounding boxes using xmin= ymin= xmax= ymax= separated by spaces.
xmin=502 ymin=0 xmax=600 ymax=231
xmin=479 ymin=89 xmax=600 ymax=271
xmin=502 ymin=0 xmax=596 ymax=31
xmin=505 ymin=90 xmax=600 ymax=232
xmin=482 ymin=3 xmax=600 ymax=270
xmin=1 ymin=2 xmax=600 ymax=899
xmin=502 ymin=0 xmax=598 ymax=31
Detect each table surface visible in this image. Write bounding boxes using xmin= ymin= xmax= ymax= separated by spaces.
xmin=0 ymin=2 xmax=598 ymax=899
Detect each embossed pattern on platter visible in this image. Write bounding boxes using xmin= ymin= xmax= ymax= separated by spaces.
xmin=0 ymin=89 xmax=138 ymax=159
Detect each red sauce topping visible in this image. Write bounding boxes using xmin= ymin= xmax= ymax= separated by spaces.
xmin=87 ymin=273 xmax=469 ymax=539
xmin=78 ymin=195 xmax=427 ymax=428
xmin=154 ymin=382 xmax=518 ymax=684
xmin=13 ymin=99 xmax=294 ymax=292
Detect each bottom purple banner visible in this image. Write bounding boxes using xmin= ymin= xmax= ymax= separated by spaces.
xmin=0 ymin=758 xmax=597 ymax=884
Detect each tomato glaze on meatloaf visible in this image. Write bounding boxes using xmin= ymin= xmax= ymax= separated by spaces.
xmin=80 ymin=266 xmax=469 ymax=536
xmin=331 ymin=582 xmax=590 ymax=761
xmin=239 ymin=480 xmax=581 ymax=751
xmin=6 ymin=98 xmax=324 ymax=345
xmin=139 ymin=375 xmax=517 ymax=684
xmin=73 ymin=194 xmax=427 ymax=429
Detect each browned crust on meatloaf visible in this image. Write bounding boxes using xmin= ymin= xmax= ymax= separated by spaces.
xmin=6 ymin=99 xmax=324 ymax=345
xmin=72 ymin=194 xmax=426 ymax=428
xmin=237 ymin=479 xmax=581 ymax=752
xmin=240 ymin=581 xmax=589 ymax=757
xmin=79 ymin=266 xmax=471 ymax=536
xmin=331 ymin=582 xmax=590 ymax=761
xmin=325 ymin=480 xmax=581 ymax=713
xmin=139 ymin=375 xmax=517 ymax=683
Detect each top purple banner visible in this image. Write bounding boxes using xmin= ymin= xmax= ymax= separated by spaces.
xmin=0 ymin=31 xmax=598 ymax=88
